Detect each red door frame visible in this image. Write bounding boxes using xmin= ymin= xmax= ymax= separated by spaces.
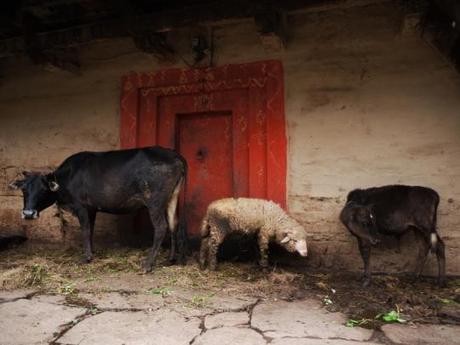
xmin=120 ymin=60 xmax=287 ymax=208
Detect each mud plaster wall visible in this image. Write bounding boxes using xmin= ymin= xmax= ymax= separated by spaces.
xmin=0 ymin=2 xmax=459 ymax=275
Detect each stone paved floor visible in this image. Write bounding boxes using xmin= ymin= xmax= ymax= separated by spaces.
xmin=0 ymin=289 xmax=459 ymax=345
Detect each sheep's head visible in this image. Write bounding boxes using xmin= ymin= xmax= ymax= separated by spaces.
xmin=277 ymin=223 xmax=308 ymax=257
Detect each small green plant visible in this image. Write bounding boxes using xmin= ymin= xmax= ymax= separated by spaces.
xmin=147 ymin=287 xmax=172 ymax=297
xmin=346 ymin=318 xmax=371 ymax=328
xmin=84 ymin=276 xmax=99 ymax=283
xmin=437 ymin=297 xmax=457 ymax=305
xmin=88 ymin=306 xmax=99 ymax=315
xmin=322 ymin=296 xmax=333 ymax=306
xmin=188 ymin=293 xmax=215 ymax=308
xmin=375 ymin=307 xmax=406 ymax=323
xmin=23 ymin=263 xmax=48 ymax=287
xmin=59 ymin=282 xmax=76 ymax=295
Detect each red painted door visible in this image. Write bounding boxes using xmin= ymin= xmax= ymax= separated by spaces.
xmin=176 ymin=112 xmax=234 ymax=234
xmin=120 ymin=61 xmax=286 ymax=237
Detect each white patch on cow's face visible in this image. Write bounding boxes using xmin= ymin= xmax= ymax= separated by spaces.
xmin=295 ymin=239 xmax=308 ymax=257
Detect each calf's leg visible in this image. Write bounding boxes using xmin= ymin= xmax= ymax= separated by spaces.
xmin=357 ymin=238 xmax=372 ymax=287
xmin=414 ymin=231 xmax=430 ymax=279
xmin=436 ymin=235 xmax=446 ymax=287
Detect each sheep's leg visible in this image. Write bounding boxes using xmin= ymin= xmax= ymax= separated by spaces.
xmin=199 ymin=237 xmax=209 ymax=270
xmin=208 ymin=232 xmax=224 ymax=271
xmin=258 ymin=232 xmax=270 ymax=268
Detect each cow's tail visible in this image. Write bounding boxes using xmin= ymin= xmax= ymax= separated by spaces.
xmin=177 ymin=162 xmax=189 ymax=263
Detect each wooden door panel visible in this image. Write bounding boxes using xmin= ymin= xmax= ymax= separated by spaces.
xmin=177 ymin=112 xmax=233 ymax=235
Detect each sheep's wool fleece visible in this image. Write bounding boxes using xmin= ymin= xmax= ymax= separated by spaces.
xmin=203 ymin=197 xmax=302 ymax=237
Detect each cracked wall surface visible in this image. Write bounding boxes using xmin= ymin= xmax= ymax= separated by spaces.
xmin=0 ymin=1 xmax=459 ymax=274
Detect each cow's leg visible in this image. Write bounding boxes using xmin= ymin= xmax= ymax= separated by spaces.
xmin=76 ymin=208 xmax=95 ymax=263
xmin=357 ymin=238 xmax=372 ymax=287
xmin=435 ymin=235 xmax=447 ymax=287
xmin=144 ymin=209 xmax=168 ymax=272
xmin=257 ymin=231 xmax=270 ymax=269
xmin=166 ymin=178 xmax=182 ymax=264
xmin=167 ymin=231 xmax=177 ymax=265
xmin=89 ymin=211 xmax=96 ymax=255
xmin=414 ymin=231 xmax=430 ymax=279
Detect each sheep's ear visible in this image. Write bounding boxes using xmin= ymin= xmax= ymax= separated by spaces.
xmin=280 ymin=236 xmax=290 ymax=244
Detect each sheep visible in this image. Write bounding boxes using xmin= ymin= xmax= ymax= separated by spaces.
xmin=199 ymin=197 xmax=308 ymax=270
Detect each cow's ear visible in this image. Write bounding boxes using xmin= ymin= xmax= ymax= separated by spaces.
xmin=9 ymin=179 xmax=24 ymax=190
xmin=22 ymin=171 xmax=32 ymax=177
xmin=45 ymin=174 xmax=60 ymax=192
xmin=366 ymin=204 xmax=375 ymax=220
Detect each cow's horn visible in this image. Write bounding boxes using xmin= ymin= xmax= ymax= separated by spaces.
xmin=8 ymin=181 xmax=19 ymax=190
xmin=281 ymin=236 xmax=290 ymax=244
xmin=49 ymin=181 xmax=60 ymax=192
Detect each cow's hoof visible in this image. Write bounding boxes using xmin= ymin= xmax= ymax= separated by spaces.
xmin=164 ymin=259 xmax=177 ymax=267
xmin=81 ymin=257 xmax=92 ymax=264
xmin=437 ymin=278 xmax=447 ymax=288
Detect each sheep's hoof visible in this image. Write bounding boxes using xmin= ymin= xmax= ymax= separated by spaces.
xmin=260 ymin=266 xmax=270 ymax=274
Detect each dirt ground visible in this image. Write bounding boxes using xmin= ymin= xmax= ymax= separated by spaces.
xmin=0 ymin=242 xmax=459 ymax=331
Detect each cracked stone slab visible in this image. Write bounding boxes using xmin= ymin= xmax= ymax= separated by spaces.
xmin=0 ymin=289 xmax=35 ymax=303
xmin=251 ymin=299 xmax=373 ymax=341
xmin=0 ymin=298 xmax=86 ymax=345
xmin=382 ymin=323 xmax=460 ymax=345
xmin=78 ymin=292 xmax=164 ymax=310
xmin=33 ymin=294 xmax=67 ymax=305
xmin=205 ymin=311 xmax=249 ymax=329
xmin=271 ymin=339 xmax=382 ymax=345
xmin=193 ymin=326 xmax=266 ymax=345
xmin=58 ymin=309 xmax=201 ymax=345
xmin=209 ymin=295 xmax=258 ymax=311
xmin=169 ymin=288 xmax=257 ymax=312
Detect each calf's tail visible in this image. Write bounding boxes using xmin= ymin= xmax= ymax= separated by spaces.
xmin=430 ymin=232 xmax=438 ymax=253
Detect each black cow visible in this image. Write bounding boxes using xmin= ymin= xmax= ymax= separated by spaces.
xmin=9 ymin=146 xmax=187 ymax=272
xmin=340 ymin=185 xmax=446 ymax=287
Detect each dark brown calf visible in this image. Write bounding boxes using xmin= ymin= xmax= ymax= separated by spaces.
xmin=340 ymin=185 xmax=446 ymax=287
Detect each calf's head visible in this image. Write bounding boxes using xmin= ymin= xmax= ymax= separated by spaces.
xmin=340 ymin=203 xmax=379 ymax=245
xmin=277 ymin=222 xmax=308 ymax=257
xmin=9 ymin=172 xmax=59 ymax=219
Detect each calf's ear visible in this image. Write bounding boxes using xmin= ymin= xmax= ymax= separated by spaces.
xmin=49 ymin=181 xmax=60 ymax=192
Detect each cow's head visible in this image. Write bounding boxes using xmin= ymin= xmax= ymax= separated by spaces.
xmin=340 ymin=203 xmax=379 ymax=245
xmin=277 ymin=223 xmax=308 ymax=257
xmin=9 ymin=172 xmax=59 ymax=220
